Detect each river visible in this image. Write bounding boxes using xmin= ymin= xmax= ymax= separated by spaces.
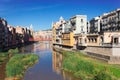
xmin=0 ymin=41 xmax=79 ymax=80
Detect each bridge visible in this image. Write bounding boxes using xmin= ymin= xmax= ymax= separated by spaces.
xmin=29 ymin=37 xmax=52 ymax=41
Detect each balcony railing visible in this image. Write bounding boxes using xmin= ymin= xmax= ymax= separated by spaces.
xmin=78 ymin=43 xmax=87 ymax=46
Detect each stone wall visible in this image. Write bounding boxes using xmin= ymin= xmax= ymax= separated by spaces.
xmin=84 ymin=46 xmax=120 ymax=64
xmin=84 ymin=46 xmax=112 ymax=56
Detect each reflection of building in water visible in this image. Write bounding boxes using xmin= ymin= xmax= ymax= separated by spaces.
xmin=52 ymin=49 xmax=81 ymax=80
xmin=19 ymin=44 xmax=35 ymax=53
xmin=62 ymin=71 xmax=80 ymax=80
xmin=33 ymin=41 xmax=52 ymax=51
xmin=52 ymin=50 xmax=63 ymax=74
xmin=0 ymin=63 xmax=6 ymax=80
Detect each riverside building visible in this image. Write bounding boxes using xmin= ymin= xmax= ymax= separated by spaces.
xmin=52 ymin=8 xmax=120 ymax=64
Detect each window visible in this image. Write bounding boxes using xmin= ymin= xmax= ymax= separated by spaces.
xmin=81 ymin=26 xmax=84 ymax=32
xmin=114 ymin=38 xmax=119 ymax=44
xmin=95 ymin=38 xmax=97 ymax=43
xmin=88 ymin=38 xmax=90 ymax=42
xmin=81 ymin=19 xmax=83 ymax=23
xmin=85 ymin=38 xmax=87 ymax=43
xmin=119 ymin=12 xmax=120 ymax=20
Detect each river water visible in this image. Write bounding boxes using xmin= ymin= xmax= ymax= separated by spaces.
xmin=0 ymin=41 xmax=79 ymax=80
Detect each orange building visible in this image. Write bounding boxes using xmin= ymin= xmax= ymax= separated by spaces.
xmin=62 ymin=32 xmax=74 ymax=47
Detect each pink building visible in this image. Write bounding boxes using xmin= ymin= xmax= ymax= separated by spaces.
xmin=16 ymin=26 xmax=25 ymax=44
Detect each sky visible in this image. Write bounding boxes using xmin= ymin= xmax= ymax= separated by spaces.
xmin=0 ymin=0 xmax=120 ymax=31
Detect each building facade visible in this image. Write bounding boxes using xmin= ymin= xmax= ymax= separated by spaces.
xmin=0 ymin=18 xmax=9 ymax=50
xmin=103 ymin=31 xmax=120 ymax=46
xmin=52 ymin=8 xmax=120 ymax=64
xmin=53 ymin=8 xmax=120 ymax=48
xmin=52 ymin=17 xmax=65 ymax=45
xmin=7 ymin=25 xmax=16 ymax=47
xmin=33 ymin=29 xmax=52 ymax=41
xmin=87 ymin=21 xmax=90 ymax=34
xmin=70 ymin=15 xmax=87 ymax=34
xmin=0 ymin=18 xmax=34 ymax=51
xmin=89 ymin=16 xmax=101 ymax=34
xmin=62 ymin=32 xmax=74 ymax=47
xmin=101 ymin=9 xmax=120 ymax=32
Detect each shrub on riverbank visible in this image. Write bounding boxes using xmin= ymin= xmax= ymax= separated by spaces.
xmin=8 ymin=48 xmax=18 ymax=57
xmin=6 ymin=54 xmax=39 ymax=78
xmin=8 ymin=48 xmax=18 ymax=54
xmin=0 ymin=48 xmax=18 ymax=65
xmin=62 ymin=51 xmax=119 ymax=80
xmin=0 ymin=52 xmax=9 ymax=57
xmin=0 ymin=52 xmax=9 ymax=65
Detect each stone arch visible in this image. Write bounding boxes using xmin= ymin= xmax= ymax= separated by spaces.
xmin=85 ymin=38 xmax=87 ymax=43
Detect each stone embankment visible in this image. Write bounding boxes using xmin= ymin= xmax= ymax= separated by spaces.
xmin=53 ymin=45 xmax=120 ymax=64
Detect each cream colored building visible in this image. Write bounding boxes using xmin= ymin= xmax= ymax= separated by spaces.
xmin=33 ymin=29 xmax=52 ymax=40
xmin=74 ymin=34 xmax=101 ymax=47
xmin=104 ymin=31 xmax=120 ymax=46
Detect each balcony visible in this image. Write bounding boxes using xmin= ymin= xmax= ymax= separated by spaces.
xmin=78 ymin=43 xmax=87 ymax=46
xmin=72 ymin=26 xmax=76 ymax=31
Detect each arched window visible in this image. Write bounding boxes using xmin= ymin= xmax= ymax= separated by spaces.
xmin=88 ymin=38 xmax=90 ymax=42
xmin=92 ymin=38 xmax=94 ymax=42
xmin=85 ymin=38 xmax=87 ymax=43
xmin=114 ymin=38 xmax=118 ymax=44
xmin=95 ymin=38 xmax=97 ymax=43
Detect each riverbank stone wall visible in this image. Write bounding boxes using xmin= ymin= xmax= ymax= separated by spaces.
xmin=84 ymin=46 xmax=120 ymax=64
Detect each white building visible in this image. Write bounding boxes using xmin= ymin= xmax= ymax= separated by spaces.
xmin=64 ymin=21 xmax=72 ymax=33
xmin=70 ymin=15 xmax=87 ymax=34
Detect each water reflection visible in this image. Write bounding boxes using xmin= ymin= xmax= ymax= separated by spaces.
xmin=52 ymin=50 xmax=63 ymax=75
xmin=23 ymin=41 xmax=80 ymax=80
xmin=52 ymin=49 xmax=80 ymax=80
xmin=0 ymin=41 xmax=80 ymax=80
xmin=0 ymin=62 xmax=6 ymax=80
xmin=23 ymin=41 xmax=64 ymax=80
xmin=13 ymin=41 xmax=81 ymax=80
xmin=19 ymin=41 xmax=51 ymax=53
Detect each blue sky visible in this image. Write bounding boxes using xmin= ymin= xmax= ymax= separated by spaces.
xmin=0 ymin=0 xmax=120 ymax=31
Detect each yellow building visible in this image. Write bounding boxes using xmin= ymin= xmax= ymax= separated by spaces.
xmin=62 ymin=32 xmax=74 ymax=47
xmin=52 ymin=26 xmax=56 ymax=44
xmin=52 ymin=22 xmax=60 ymax=44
